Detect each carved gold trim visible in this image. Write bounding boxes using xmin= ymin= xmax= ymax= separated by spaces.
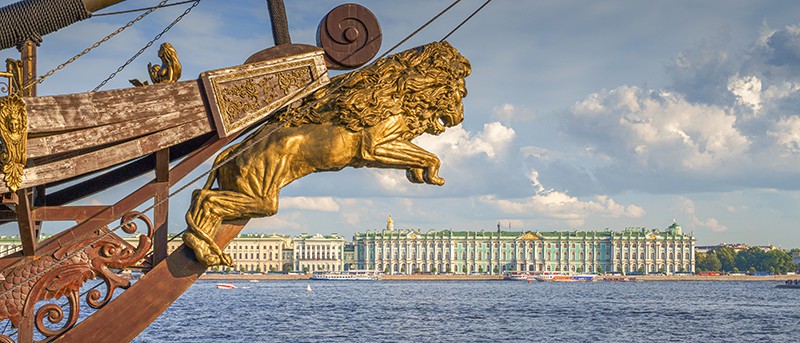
xmin=201 ymin=50 xmax=329 ymax=138
xmin=0 ymin=94 xmax=27 ymax=192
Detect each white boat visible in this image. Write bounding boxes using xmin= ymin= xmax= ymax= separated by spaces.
xmin=502 ymin=271 xmax=531 ymax=281
xmin=532 ymin=271 xmax=595 ymax=282
xmin=306 ymin=284 xmax=313 ymax=292
xmin=310 ymin=270 xmax=381 ymax=281
xmin=249 ymin=279 xmax=260 ymax=283
xmin=216 ymin=283 xmax=237 ymax=289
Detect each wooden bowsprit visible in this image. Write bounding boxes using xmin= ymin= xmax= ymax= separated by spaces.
xmin=0 ymin=44 xmax=329 ymax=342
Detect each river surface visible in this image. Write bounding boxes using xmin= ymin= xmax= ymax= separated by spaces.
xmin=132 ymin=280 xmax=799 ymax=342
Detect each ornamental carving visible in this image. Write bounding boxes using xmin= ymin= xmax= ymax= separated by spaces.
xmin=0 ymin=93 xmax=27 ymax=192
xmin=0 ymin=212 xmax=153 ymax=342
xmin=201 ymin=49 xmax=329 ymax=138
xmin=184 ymin=42 xmax=471 ymax=266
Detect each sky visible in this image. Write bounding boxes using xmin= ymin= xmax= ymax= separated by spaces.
xmin=1 ymin=0 xmax=800 ymax=248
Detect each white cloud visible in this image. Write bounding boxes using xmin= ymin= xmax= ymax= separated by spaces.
xmin=728 ymin=75 xmax=762 ymax=113
xmin=768 ymin=116 xmax=800 ymax=155
xmin=567 ymin=86 xmax=751 ymax=171
xmin=672 ymin=196 xmax=728 ymax=233
xmin=280 ymin=197 xmax=340 ymax=212
xmin=480 ymin=168 xmax=645 ymax=227
xmin=414 ymin=122 xmax=515 ymax=161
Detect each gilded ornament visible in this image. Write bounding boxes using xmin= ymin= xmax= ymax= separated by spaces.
xmin=0 ymin=93 xmax=27 ymax=192
xmin=129 ymin=42 xmax=182 ymax=87
xmin=183 ymin=41 xmax=471 ymax=266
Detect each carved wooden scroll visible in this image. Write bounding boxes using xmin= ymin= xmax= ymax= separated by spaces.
xmin=200 ymin=49 xmax=329 ymax=138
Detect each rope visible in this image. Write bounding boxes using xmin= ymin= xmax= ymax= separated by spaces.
xmin=0 ymin=0 xmax=468 ymax=302
xmin=440 ymin=0 xmax=492 ymax=42
xmin=0 ymin=0 xmax=91 ymax=51
xmin=92 ymin=0 xmax=201 ymax=92
xmin=92 ymin=0 xmax=197 ymax=17
xmin=24 ymin=0 xmax=169 ymax=91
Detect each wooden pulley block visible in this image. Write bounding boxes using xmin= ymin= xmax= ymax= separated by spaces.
xmin=317 ymin=3 xmax=382 ymax=70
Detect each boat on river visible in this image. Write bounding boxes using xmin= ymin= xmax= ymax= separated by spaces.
xmin=776 ymin=280 xmax=800 ymax=289
xmin=216 ymin=283 xmax=237 ymax=289
xmin=310 ymin=270 xmax=382 ymax=281
xmin=532 ymin=271 xmax=595 ymax=282
xmin=502 ymin=271 xmax=531 ymax=281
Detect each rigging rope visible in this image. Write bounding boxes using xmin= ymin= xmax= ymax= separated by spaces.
xmin=0 ymin=0 xmax=474 ymax=301
xmin=440 ymin=0 xmax=492 ymax=42
xmin=93 ymin=0 xmax=198 ymax=17
xmin=23 ymin=0 xmax=170 ymax=91
xmin=0 ymin=0 xmax=90 ymax=51
xmin=92 ymin=0 xmax=201 ymax=92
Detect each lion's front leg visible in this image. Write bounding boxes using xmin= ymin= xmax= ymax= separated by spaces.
xmin=371 ymin=140 xmax=445 ymax=185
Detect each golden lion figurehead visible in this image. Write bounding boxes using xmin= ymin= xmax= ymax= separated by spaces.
xmin=274 ymin=41 xmax=471 ymax=138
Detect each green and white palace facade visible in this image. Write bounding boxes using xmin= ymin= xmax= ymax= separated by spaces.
xmin=353 ymin=218 xmax=695 ymax=275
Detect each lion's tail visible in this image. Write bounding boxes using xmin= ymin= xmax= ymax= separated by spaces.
xmin=202 ymin=143 xmax=240 ymax=190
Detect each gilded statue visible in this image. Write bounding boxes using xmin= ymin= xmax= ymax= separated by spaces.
xmin=129 ymin=42 xmax=182 ymax=87
xmin=183 ymin=41 xmax=471 ymax=266
xmin=0 ymin=94 xmax=27 ymax=192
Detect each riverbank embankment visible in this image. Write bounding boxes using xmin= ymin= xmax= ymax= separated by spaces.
xmin=198 ymin=273 xmax=799 ymax=282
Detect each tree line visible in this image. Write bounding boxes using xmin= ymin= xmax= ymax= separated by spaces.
xmin=695 ymin=247 xmax=798 ymax=274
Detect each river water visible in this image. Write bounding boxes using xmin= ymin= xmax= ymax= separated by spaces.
xmin=134 ymin=280 xmax=800 ymax=342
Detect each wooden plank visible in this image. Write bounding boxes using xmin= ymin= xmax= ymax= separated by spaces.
xmin=24 ymin=80 xmax=204 ymax=134
xmin=16 ymin=189 xmax=37 ymax=256
xmin=153 ymin=149 xmax=169 ymax=265
xmin=0 ymin=118 xmax=211 ymax=193
xmin=54 ymin=220 xmax=248 ymax=343
xmin=26 ymin=104 xmax=207 ymax=159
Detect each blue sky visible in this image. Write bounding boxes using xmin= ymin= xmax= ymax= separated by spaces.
xmin=2 ymin=0 xmax=800 ymax=248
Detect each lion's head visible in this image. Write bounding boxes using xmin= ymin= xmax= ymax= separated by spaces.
xmin=273 ymin=41 xmax=471 ymax=139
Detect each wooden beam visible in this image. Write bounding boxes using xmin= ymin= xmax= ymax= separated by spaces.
xmin=24 ymin=80 xmax=204 ymax=134
xmin=16 ymin=188 xmax=37 ymax=256
xmin=44 ymin=133 xmax=212 ymax=206
xmin=0 ymin=118 xmax=211 ymax=193
xmin=152 ymin=149 xmax=169 ymax=265
xmin=55 ymin=220 xmax=249 ymax=343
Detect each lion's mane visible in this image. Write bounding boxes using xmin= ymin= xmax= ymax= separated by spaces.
xmin=271 ymin=41 xmax=471 ymax=139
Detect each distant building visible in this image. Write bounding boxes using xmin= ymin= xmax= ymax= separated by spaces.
xmin=696 ymin=243 xmax=778 ymax=254
xmin=791 ymin=252 xmax=800 ymax=266
xmin=354 ymin=217 xmax=695 ymax=275
xmin=120 ymin=233 xmax=292 ymax=273
xmin=292 ymin=232 xmax=346 ymax=273
xmin=343 ymin=243 xmax=356 ymax=271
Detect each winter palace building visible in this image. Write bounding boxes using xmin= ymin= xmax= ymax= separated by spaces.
xmin=353 ymin=216 xmax=695 ymax=275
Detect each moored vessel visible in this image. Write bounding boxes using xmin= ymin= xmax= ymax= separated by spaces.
xmin=532 ymin=271 xmax=595 ymax=282
xmin=776 ymin=279 xmax=800 ymax=289
xmin=502 ymin=271 xmax=532 ymax=281
xmin=310 ymin=270 xmax=382 ymax=281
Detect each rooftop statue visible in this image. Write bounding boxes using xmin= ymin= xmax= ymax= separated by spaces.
xmin=183 ymin=41 xmax=472 ymax=266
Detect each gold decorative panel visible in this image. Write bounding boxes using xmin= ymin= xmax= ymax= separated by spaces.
xmin=201 ymin=50 xmax=329 ymax=137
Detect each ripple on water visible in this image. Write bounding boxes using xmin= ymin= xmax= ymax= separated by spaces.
xmin=133 ymin=280 xmax=800 ymax=342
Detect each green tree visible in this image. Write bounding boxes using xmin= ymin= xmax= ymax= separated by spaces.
xmin=713 ymin=247 xmax=736 ymax=272
xmin=384 ymin=266 xmax=390 ymax=274
xmin=401 ymin=265 xmax=406 ymax=273
xmin=462 ymin=265 xmax=467 ymax=273
xmin=446 ymin=266 xmax=452 ymax=273
xmin=432 ymin=266 xmax=437 ymax=274
xmin=637 ymin=267 xmax=645 ymax=274
xmin=597 ymin=266 xmax=604 ymax=274
xmin=732 ymin=267 xmax=739 ymax=274
xmin=696 ymin=252 xmax=721 ymax=272
xmin=735 ymin=247 xmax=767 ymax=272
xmin=493 ymin=266 xmax=499 ymax=274
xmin=747 ymin=267 xmax=756 ymax=275
xmin=763 ymin=250 xmax=795 ymax=274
